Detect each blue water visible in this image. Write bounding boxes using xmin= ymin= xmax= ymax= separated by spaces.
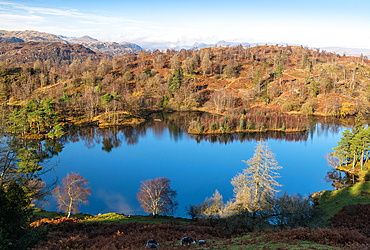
xmin=42 ymin=118 xmax=346 ymax=217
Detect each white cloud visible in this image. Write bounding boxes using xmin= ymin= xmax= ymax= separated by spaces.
xmin=0 ymin=13 xmax=44 ymax=21
xmin=0 ymin=1 xmax=370 ymax=50
xmin=96 ymin=189 xmax=133 ymax=214
xmin=78 ymin=20 xmax=103 ymax=25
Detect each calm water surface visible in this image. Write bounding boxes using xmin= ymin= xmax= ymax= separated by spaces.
xmin=42 ymin=113 xmax=348 ymax=217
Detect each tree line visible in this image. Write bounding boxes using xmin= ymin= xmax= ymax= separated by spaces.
xmin=1 ymin=43 xmax=370 ymax=129
xmin=327 ymin=113 xmax=370 ymax=187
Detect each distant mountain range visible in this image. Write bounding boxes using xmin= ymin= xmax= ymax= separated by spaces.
xmin=1 ymin=30 xmax=370 ymax=58
xmin=0 ymin=30 xmax=67 ymax=44
xmin=82 ymin=41 xmax=142 ymax=56
xmin=61 ymin=35 xmax=142 ymax=56
xmin=66 ymin=35 xmax=99 ymax=44
xmin=0 ymin=30 xmax=142 ymax=56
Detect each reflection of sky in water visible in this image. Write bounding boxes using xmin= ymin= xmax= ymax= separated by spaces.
xmin=43 ymin=120 xmax=346 ymax=217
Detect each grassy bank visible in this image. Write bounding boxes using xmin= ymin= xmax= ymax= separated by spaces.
xmin=33 ymin=208 xmax=190 ymax=225
xmin=317 ymin=181 xmax=370 ymax=219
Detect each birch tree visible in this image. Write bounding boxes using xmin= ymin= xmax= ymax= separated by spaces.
xmin=137 ymin=177 xmax=178 ymax=217
xmin=53 ymin=172 xmax=91 ymax=218
xmin=231 ymin=139 xmax=282 ymax=213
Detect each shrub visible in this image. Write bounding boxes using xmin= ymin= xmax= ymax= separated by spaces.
xmin=219 ymin=122 xmax=225 ymax=133
xmin=224 ymin=123 xmax=231 ymax=132
xmin=239 ymin=117 xmax=244 ymax=130
xmin=210 ymin=122 xmax=217 ymax=131
xmin=184 ymin=205 xmax=200 ymax=220
xmin=267 ymin=192 xmax=327 ymax=229
xmin=227 ymin=116 xmax=237 ymax=130
xmin=220 ymin=209 xmax=272 ymax=235
xmin=301 ymin=102 xmax=314 ymax=115
xmin=282 ymin=102 xmax=293 ymax=112
xmin=196 ymin=120 xmax=203 ymax=133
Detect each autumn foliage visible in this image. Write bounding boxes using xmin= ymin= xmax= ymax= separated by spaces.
xmin=2 ymin=42 xmax=370 ymax=129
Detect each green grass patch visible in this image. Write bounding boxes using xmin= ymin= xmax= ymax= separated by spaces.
xmin=84 ymin=213 xmax=190 ymax=225
xmin=317 ymin=181 xmax=370 ymax=219
xmin=32 ymin=209 xmax=190 ymax=225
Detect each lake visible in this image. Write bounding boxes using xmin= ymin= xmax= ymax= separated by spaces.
xmin=42 ymin=113 xmax=349 ymax=217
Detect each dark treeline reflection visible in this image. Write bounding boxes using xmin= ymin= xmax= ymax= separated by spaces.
xmin=325 ymin=168 xmax=357 ymax=190
xmin=62 ymin=124 xmax=147 ymax=151
xmin=60 ymin=112 xmax=354 ymax=149
xmin=191 ymin=131 xmax=309 ymax=144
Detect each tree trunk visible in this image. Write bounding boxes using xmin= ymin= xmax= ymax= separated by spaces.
xmin=361 ymin=140 xmax=365 ymax=167
xmin=351 ymin=151 xmax=356 ymax=184
xmin=68 ymin=197 xmax=73 ymax=218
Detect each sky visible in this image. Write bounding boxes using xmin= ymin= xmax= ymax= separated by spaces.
xmin=0 ymin=0 xmax=370 ymax=50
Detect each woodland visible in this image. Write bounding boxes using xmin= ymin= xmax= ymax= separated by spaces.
xmin=1 ymin=42 xmax=370 ymax=139
xmin=3 ymin=38 xmax=370 ymax=249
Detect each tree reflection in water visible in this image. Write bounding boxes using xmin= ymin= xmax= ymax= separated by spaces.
xmin=61 ymin=112 xmax=353 ymax=147
xmin=325 ymin=169 xmax=356 ymax=190
xmin=59 ymin=112 xmax=356 ymax=191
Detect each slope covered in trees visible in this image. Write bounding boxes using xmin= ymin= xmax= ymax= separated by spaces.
xmin=0 ymin=42 xmax=102 ymax=66
xmin=1 ymin=41 xmax=370 ymax=134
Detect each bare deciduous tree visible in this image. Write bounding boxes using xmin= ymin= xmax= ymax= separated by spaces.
xmin=201 ymin=52 xmax=212 ymax=76
xmin=205 ymin=91 xmax=226 ymax=113
xmin=170 ymin=54 xmax=181 ymax=71
xmin=83 ymin=87 xmax=99 ymax=123
xmin=231 ymin=139 xmax=282 ymax=213
xmin=137 ymin=177 xmax=178 ymax=217
xmin=198 ymin=189 xmax=224 ymax=220
xmin=53 ymin=172 xmax=91 ymax=218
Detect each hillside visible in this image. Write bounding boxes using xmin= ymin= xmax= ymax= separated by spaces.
xmin=0 ymin=30 xmax=67 ymax=44
xmin=2 ymin=42 xmax=370 ymax=131
xmin=67 ymin=35 xmax=98 ymax=44
xmin=82 ymin=41 xmax=142 ymax=55
xmin=0 ymin=42 xmax=102 ymax=66
xmin=0 ymin=30 xmax=142 ymax=57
